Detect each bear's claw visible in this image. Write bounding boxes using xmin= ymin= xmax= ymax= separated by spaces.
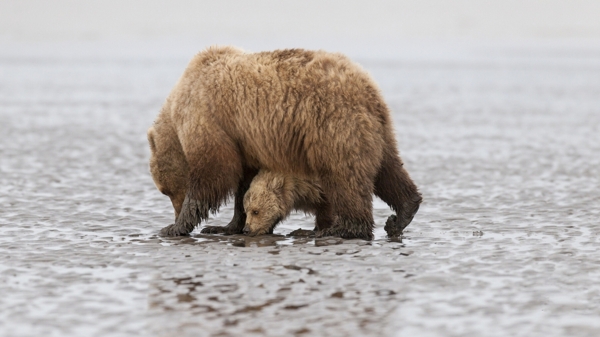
xmin=385 ymin=197 xmax=421 ymax=237
xmin=159 ymin=224 xmax=191 ymax=237
xmin=384 ymin=211 xmax=417 ymax=238
xmin=384 ymin=215 xmax=403 ymax=237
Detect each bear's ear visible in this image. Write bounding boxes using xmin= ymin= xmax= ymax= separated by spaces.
xmin=147 ymin=127 xmax=157 ymax=153
xmin=268 ymin=175 xmax=285 ymax=191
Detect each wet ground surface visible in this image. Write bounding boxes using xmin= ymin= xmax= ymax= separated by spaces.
xmin=1 ymin=41 xmax=599 ymax=336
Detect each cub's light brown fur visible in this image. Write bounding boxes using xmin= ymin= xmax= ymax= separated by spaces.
xmin=243 ymin=170 xmax=325 ymax=236
xmin=148 ymin=46 xmax=421 ymax=240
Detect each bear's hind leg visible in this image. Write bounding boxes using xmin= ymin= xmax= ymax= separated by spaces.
xmin=374 ymin=149 xmax=422 ymax=237
xmin=288 ymin=199 xmax=332 ymax=238
xmin=314 ymin=197 xmax=334 ymax=231
xmin=316 ymin=175 xmax=375 ymax=240
xmin=201 ymin=167 xmax=258 ymax=235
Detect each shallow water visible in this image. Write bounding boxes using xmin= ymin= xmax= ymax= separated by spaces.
xmin=1 ymin=41 xmax=599 ymax=337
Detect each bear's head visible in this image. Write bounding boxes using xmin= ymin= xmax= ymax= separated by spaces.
xmin=147 ymin=120 xmax=189 ymax=220
xmin=243 ymin=172 xmax=287 ymax=236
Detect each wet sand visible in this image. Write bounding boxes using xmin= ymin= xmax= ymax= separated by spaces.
xmin=1 ymin=41 xmax=599 ymax=336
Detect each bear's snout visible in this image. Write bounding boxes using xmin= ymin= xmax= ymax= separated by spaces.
xmin=242 ymin=225 xmax=250 ymax=235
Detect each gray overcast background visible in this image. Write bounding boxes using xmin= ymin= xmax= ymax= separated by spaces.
xmin=1 ymin=0 xmax=600 ymax=42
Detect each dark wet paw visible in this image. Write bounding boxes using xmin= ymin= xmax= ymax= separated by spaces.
xmin=160 ymin=224 xmax=191 ymax=237
xmin=200 ymin=225 xmax=228 ymax=234
xmin=200 ymin=224 xmax=243 ymax=235
xmin=384 ymin=211 xmax=416 ymax=237
xmin=384 ymin=215 xmax=403 ymax=237
xmin=315 ymin=228 xmax=336 ymax=238
xmin=316 ymin=225 xmax=374 ymax=241
xmin=316 ymin=218 xmax=374 ymax=240
xmin=287 ymin=229 xmax=315 ymax=237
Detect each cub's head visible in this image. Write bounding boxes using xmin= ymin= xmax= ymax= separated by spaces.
xmin=243 ymin=172 xmax=287 ymax=236
xmin=147 ymin=121 xmax=189 ymax=219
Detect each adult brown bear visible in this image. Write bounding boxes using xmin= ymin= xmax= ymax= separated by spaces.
xmin=147 ymin=46 xmax=421 ymax=240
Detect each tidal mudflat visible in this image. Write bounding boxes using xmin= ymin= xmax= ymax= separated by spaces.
xmin=1 ymin=41 xmax=599 ymax=336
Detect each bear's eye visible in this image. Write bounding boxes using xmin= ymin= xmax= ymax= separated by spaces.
xmin=252 ymin=210 xmax=259 ymax=215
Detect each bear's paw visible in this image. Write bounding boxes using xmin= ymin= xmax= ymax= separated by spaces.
xmin=159 ymin=223 xmax=191 ymax=237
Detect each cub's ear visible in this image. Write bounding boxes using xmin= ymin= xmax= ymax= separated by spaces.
xmin=147 ymin=127 xmax=157 ymax=153
xmin=267 ymin=175 xmax=285 ymax=191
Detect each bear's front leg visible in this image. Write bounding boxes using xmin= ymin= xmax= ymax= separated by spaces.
xmin=160 ymin=195 xmax=209 ymax=236
xmin=200 ymin=207 xmax=245 ymax=235
xmin=200 ymin=167 xmax=257 ymax=235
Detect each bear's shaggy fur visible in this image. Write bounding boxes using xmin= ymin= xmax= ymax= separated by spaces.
xmin=148 ymin=46 xmax=422 ymax=240
xmin=243 ymin=170 xmax=327 ymax=236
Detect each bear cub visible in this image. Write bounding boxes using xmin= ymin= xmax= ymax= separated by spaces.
xmin=243 ymin=170 xmax=330 ymax=236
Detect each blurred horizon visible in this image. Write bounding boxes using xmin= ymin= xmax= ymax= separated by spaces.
xmin=2 ymin=0 xmax=600 ymax=43
xmin=2 ymin=0 xmax=600 ymax=62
